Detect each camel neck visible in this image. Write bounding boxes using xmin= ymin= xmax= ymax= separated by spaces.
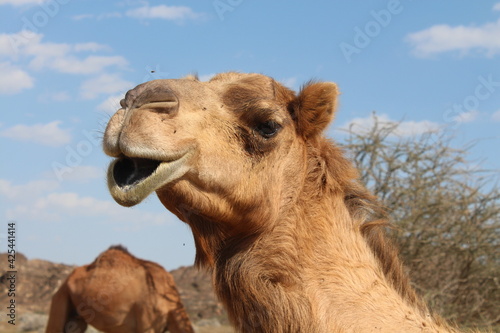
xmin=214 ymin=188 xmax=456 ymax=332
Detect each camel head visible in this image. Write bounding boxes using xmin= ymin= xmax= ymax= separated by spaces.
xmin=103 ymin=72 xmax=338 ymax=263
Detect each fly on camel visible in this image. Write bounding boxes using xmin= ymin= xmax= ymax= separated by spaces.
xmin=103 ymin=72 xmax=468 ymax=332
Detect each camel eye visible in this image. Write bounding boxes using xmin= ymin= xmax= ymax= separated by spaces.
xmin=256 ymin=121 xmax=281 ymax=138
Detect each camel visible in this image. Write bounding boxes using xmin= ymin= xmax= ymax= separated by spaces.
xmin=103 ymin=72 xmax=463 ymax=332
xmin=45 ymin=245 xmax=195 ymax=333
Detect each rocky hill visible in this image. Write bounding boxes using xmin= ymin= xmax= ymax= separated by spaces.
xmin=170 ymin=265 xmax=228 ymax=325
xmin=0 ymin=253 xmax=74 ymax=315
xmin=0 ymin=252 xmax=231 ymax=332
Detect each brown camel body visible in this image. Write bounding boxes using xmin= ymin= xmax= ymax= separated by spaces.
xmin=103 ymin=72 xmax=461 ymax=332
xmin=45 ymin=245 xmax=194 ymax=333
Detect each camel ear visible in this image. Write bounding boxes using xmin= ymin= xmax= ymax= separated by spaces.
xmin=290 ymin=81 xmax=338 ymax=138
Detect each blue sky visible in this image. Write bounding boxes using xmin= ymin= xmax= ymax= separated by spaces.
xmin=1 ymin=0 xmax=499 ymax=271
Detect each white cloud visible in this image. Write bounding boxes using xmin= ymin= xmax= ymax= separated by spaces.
xmin=6 ymin=32 xmax=64 ymax=61
xmin=72 ymin=12 xmax=123 ymax=21
xmin=0 ymin=120 xmax=71 ymax=147
xmin=36 ymin=193 xmax=112 ymax=215
xmin=394 ymin=119 xmax=441 ymax=135
xmin=406 ymin=18 xmax=500 ymax=58
xmin=80 ymin=73 xmax=133 ymax=100
xmin=0 ymin=33 xmax=20 ymax=58
xmin=50 ymin=165 xmax=102 ymax=183
xmin=126 ymin=4 xmax=203 ymax=21
xmin=24 ymin=39 xmax=128 ymax=74
xmin=0 ymin=62 xmax=34 ymax=94
xmin=73 ymin=3 xmax=204 ymax=22
xmin=73 ymin=42 xmax=111 ymax=52
xmin=0 ymin=0 xmax=47 ymax=6
xmin=51 ymin=91 xmax=71 ymax=101
xmin=280 ymin=77 xmax=298 ymax=89
xmin=494 ymin=3 xmax=500 ymax=11
xmin=199 ymin=73 xmax=215 ymax=82
xmin=0 ymin=175 xmax=168 ymax=226
xmin=492 ymin=109 xmax=500 ymax=122
xmin=0 ymin=179 xmax=59 ymax=200
xmin=1 ymin=32 xmax=128 ymax=75
xmin=340 ymin=113 xmax=441 ymax=137
xmin=5 ymin=191 xmax=169 ymax=225
xmin=72 ymin=14 xmax=94 ymax=20
xmin=38 ymin=91 xmax=71 ymax=102
xmin=48 ymin=55 xmax=128 ymax=75
xmin=453 ymin=110 xmax=480 ymax=124
xmin=97 ymin=94 xmax=124 ymax=114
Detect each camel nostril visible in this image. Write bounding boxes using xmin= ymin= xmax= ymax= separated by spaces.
xmin=141 ymin=100 xmax=179 ymax=116
xmin=133 ymin=90 xmax=179 ymax=116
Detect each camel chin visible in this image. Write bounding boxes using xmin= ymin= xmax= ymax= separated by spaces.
xmin=107 ymin=151 xmax=193 ymax=207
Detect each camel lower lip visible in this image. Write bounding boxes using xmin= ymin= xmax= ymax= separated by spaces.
xmin=107 ymin=151 xmax=193 ymax=207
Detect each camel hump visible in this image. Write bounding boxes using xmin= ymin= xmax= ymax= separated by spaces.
xmin=87 ymin=244 xmax=140 ymax=270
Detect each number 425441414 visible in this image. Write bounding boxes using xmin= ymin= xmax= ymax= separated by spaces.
xmin=7 ymin=222 xmax=16 ymax=252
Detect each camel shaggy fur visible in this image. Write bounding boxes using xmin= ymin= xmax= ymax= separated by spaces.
xmin=103 ymin=72 xmax=462 ymax=332
xmin=45 ymin=245 xmax=194 ymax=333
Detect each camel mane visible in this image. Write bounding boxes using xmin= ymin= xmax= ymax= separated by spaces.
xmin=299 ymin=135 xmax=428 ymax=315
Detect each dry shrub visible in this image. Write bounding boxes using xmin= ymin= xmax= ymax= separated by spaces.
xmin=342 ymin=117 xmax=500 ymax=331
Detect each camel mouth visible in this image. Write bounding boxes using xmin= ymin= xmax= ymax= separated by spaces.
xmin=107 ymin=151 xmax=193 ymax=207
xmin=113 ymin=158 xmax=162 ymax=188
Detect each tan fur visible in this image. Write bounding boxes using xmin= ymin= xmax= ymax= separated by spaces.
xmin=103 ymin=72 xmax=465 ymax=332
xmin=45 ymin=245 xmax=194 ymax=333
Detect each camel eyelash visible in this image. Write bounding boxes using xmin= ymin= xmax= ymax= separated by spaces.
xmin=240 ymin=107 xmax=282 ymax=127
